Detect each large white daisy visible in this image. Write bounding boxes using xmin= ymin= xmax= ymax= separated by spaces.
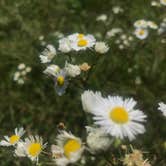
xmin=81 ymin=90 xmax=147 ymax=141
xmin=51 ymin=131 xmax=84 ymax=166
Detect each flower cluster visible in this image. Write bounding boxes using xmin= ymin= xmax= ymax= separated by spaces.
xmin=0 ymin=128 xmax=46 ymax=163
xmin=13 ymin=63 xmax=32 ymax=85
xmin=115 ymin=34 xmax=134 ymax=50
xmin=39 ymin=33 xmax=109 ymax=96
xmin=134 ymin=19 xmax=158 ymax=40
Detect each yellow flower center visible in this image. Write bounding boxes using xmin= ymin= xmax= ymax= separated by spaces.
xmin=138 ymin=29 xmax=145 ymax=36
xmin=9 ymin=135 xmax=20 ymax=144
xmin=77 ymin=34 xmax=84 ymax=39
xmin=77 ymin=39 xmax=88 ymax=47
xmin=63 ymin=139 xmax=81 ymax=158
xmin=109 ymin=107 xmax=129 ymax=124
xmin=57 ymin=76 xmax=65 ymax=86
xmin=28 ymin=143 xmax=42 ymax=157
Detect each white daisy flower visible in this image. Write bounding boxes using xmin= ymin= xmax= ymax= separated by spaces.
xmin=18 ymin=63 xmax=26 ymax=70
xmin=160 ymin=0 xmax=166 ymax=5
xmin=151 ymin=1 xmax=161 ymax=7
xmin=134 ymin=28 xmax=148 ymax=40
xmin=147 ymin=21 xmax=158 ymax=29
xmin=96 ymin=14 xmax=107 ymax=22
xmin=54 ymin=70 xmax=68 ymax=96
xmin=81 ymin=90 xmax=147 ymax=141
xmin=94 ymin=42 xmax=109 ymax=54
xmin=43 ymin=64 xmax=60 ymax=77
xmin=0 ymin=127 xmax=25 ymax=146
xmin=86 ymin=126 xmax=112 ymax=153
xmin=51 ymin=131 xmax=84 ymax=166
xmin=15 ymin=136 xmax=46 ymax=163
xmin=25 ymin=67 xmax=32 ymax=73
xmin=106 ymin=28 xmax=122 ymax=38
xmin=69 ymin=33 xmax=96 ymax=51
xmin=39 ymin=44 xmax=56 ymax=63
xmin=13 ymin=72 xmax=20 ymax=81
xmin=112 ymin=6 xmax=123 ymax=14
xmin=158 ymin=102 xmax=166 ymax=117
xmin=64 ymin=62 xmax=81 ymax=78
xmin=81 ymin=90 xmax=106 ymax=113
xmin=134 ymin=20 xmax=148 ymax=29
xmin=58 ymin=38 xmax=72 ymax=53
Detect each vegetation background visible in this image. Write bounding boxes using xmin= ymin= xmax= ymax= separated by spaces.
xmin=0 ymin=0 xmax=165 ymax=165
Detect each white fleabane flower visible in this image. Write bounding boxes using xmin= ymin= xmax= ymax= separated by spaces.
xmin=134 ymin=20 xmax=148 ymax=29
xmin=81 ymin=90 xmax=106 ymax=113
xmin=112 ymin=6 xmax=123 ymax=14
xmin=134 ymin=28 xmax=148 ymax=40
xmin=151 ymin=1 xmax=161 ymax=6
xmin=95 ymin=42 xmax=109 ymax=54
xmin=18 ymin=63 xmax=26 ymax=70
xmin=0 ymin=127 xmax=25 ymax=146
xmin=13 ymin=72 xmax=20 ymax=81
xmin=158 ymin=102 xmax=166 ymax=117
xmin=51 ymin=131 xmax=84 ymax=166
xmin=54 ymin=70 xmax=68 ymax=96
xmin=39 ymin=44 xmax=56 ymax=63
xmin=106 ymin=28 xmax=122 ymax=38
xmin=58 ymin=38 xmax=72 ymax=53
xmin=15 ymin=136 xmax=46 ymax=163
xmin=64 ymin=62 xmax=81 ymax=78
xmin=160 ymin=0 xmax=166 ymax=5
xmin=43 ymin=64 xmax=60 ymax=77
xmin=96 ymin=14 xmax=107 ymax=22
xmin=81 ymin=90 xmax=147 ymax=141
xmin=147 ymin=21 xmax=158 ymax=29
xmin=69 ymin=33 xmax=96 ymax=51
xmin=86 ymin=126 xmax=112 ymax=153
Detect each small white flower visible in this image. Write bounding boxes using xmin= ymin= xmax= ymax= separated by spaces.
xmin=106 ymin=28 xmax=122 ymax=38
xmin=43 ymin=64 xmax=60 ymax=77
xmin=15 ymin=136 xmax=46 ymax=163
xmin=95 ymin=42 xmax=109 ymax=54
xmin=38 ymin=35 xmax=44 ymax=41
xmin=58 ymin=38 xmax=72 ymax=53
xmin=18 ymin=63 xmax=26 ymax=70
xmin=64 ymin=62 xmax=81 ymax=78
xmin=112 ymin=6 xmax=123 ymax=14
xmin=54 ymin=70 xmax=68 ymax=96
xmin=158 ymin=102 xmax=166 ymax=117
xmin=69 ymin=33 xmax=96 ymax=51
xmin=151 ymin=1 xmax=161 ymax=7
xmin=86 ymin=126 xmax=112 ymax=153
xmin=81 ymin=90 xmax=106 ymax=113
xmin=134 ymin=20 xmax=148 ymax=29
xmin=13 ymin=72 xmax=20 ymax=81
xmin=134 ymin=28 xmax=148 ymax=40
xmin=39 ymin=44 xmax=56 ymax=63
xmin=119 ymin=45 xmax=124 ymax=50
xmin=0 ymin=127 xmax=25 ymax=146
xmin=160 ymin=0 xmax=166 ymax=5
xmin=51 ymin=131 xmax=84 ymax=166
xmin=96 ymin=14 xmax=107 ymax=22
xmin=81 ymin=90 xmax=147 ymax=141
xmin=25 ymin=67 xmax=32 ymax=73
xmin=18 ymin=79 xmax=25 ymax=85
xmin=147 ymin=21 xmax=158 ymax=29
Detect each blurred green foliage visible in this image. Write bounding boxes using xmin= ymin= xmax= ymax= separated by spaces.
xmin=0 ymin=0 xmax=166 ymax=165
